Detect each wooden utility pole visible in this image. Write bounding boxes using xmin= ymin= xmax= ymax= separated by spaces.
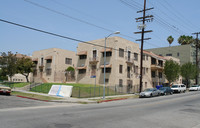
xmin=192 ymin=32 xmax=200 ymax=85
xmin=134 ymin=0 xmax=153 ymax=93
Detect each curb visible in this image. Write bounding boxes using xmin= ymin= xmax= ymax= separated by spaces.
xmin=97 ymin=98 xmax=128 ymax=103
xmin=16 ymin=95 xmax=49 ymax=102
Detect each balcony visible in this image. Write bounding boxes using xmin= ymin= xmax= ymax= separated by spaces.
xmin=151 ymin=64 xmax=164 ymax=70
xmin=126 ymin=57 xmax=134 ymax=65
xmin=89 ymin=57 xmax=99 ymax=64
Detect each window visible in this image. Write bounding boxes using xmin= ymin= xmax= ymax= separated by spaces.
xmin=105 ymin=79 xmax=109 ymax=83
xmin=46 ymin=68 xmax=52 ymax=76
xmin=151 ymin=57 xmax=156 ymax=65
xmin=119 ymin=48 xmax=124 ymax=57
xmin=134 ymin=53 xmax=138 ymax=61
xmin=134 ymin=66 xmax=138 ymax=74
xmin=46 ymin=59 xmax=52 ymax=63
xmin=145 ymin=82 xmax=147 ymax=88
xmin=143 ymin=67 xmax=145 ymax=75
xmin=80 ymin=55 xmax=87 ymax=59
xmin=41 ymin=58 xmax=44 ymax=66
xmin=151 ymin=71 xmax=156 ymax=78
xmin=79 ymin=69 xmax=86 ymax=74
xmin=159 ymin=72 xmax=162 ymax=78
xmin=102 ymin=68 xmax=111 ymax=73
xmin=103 ymin=52 xmax=112 ymax=57
xmin=143 ymin=55 xmax=145 ymax=60
xmin=146 ymin=68 xmax=148 ymax=73
xmin=127 ymin=66 xmax=131 ymax=78
xmin=119 ymin=79 xmax=123 ymax=87
xmin=65 ymin=58 xmax=72 ymax=65
xmin=119 ymin=65 xmax=123 ymax=73
xmin=166 ymin=53 xmax=172 ymax=56
xmin=177 ymin=52 xmax=180 ymax=57
xmin=158 ymin=60 xmax=163 ymax=67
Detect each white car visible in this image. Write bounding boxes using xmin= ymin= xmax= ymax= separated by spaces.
xmin=189 ymin=85 xmax=200 ymax=91
xmin=171 ymin=84 xmax=186 ymax=93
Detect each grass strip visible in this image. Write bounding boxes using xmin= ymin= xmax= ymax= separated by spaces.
xmin=11 ymin=91 xmax=62 ymax=101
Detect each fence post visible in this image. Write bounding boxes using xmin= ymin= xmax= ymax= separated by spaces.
xmin=99 ymin=86 xmax=100 ymax=97
xmin=79 ymin=87 xmax=81 ymax=98
xmin=115 ymin=85 xmax=116 ymax=95
xmin=90 ymin=86 xmax=91 ymax=97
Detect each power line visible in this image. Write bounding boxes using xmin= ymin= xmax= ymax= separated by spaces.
xmin=24 ymin=0 xmax=137 ymax=41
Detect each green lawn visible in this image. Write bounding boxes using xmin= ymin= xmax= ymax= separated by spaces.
xmin=30 ymin=83 xmax=124 ymax=98
xmin=2 ymin=82 xmax=30 ymax=88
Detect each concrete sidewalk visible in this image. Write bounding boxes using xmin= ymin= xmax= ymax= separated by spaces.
xmin=12 ymin=89 xmax=137 ymax=104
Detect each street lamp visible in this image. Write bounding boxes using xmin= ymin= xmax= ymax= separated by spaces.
xmin=103 ymin=31 xmax=120 ymax=99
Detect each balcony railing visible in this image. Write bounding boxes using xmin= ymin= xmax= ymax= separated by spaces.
xmin=89 ymin=57 xmax=99 ymax=63
xmin=126 ymin=57 xmax=134 ymax=64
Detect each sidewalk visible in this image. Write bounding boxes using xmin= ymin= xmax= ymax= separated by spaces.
xmin=12 ymin=89 xmax=137 ymax=104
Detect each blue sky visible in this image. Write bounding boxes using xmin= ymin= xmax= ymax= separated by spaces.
xmin=1 ymin=0 xmax=200 ymax=56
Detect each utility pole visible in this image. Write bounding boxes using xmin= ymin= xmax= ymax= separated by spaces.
xmin=192 ymin=32 xmax=200 ymax=85
xmin=134 ymin=0 xmax=153 ymax=93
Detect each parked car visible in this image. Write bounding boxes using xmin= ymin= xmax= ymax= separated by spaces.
xmin=189 ymin=85 xmax=200 ymax=91
xmin=139 ymin=88 xmax=160 ymax=98
xmin=171 ymin=84 xmax=186 ymax=93
xmin=159 ymin=87 xmax=173 ymax=95
xmin=0 ymin=85 xmax=11 ymax=95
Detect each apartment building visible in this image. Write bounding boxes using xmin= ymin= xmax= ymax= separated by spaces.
xmin=146 ymin=44 xmax=197 ymax=84
xmin=143 ymin=50 xmax=182 ymax=87
xmin=76 ymin=36 xmax=153 ymax=92
xmin=32 ymin=48 xmax=76 ymax=83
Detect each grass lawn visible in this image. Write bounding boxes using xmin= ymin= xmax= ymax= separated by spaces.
xmin=11 ymin=91 xmax=62 ymax=101
xmin=30 ymin=83 xmax=124 ymax=98
xmin=2 ymin=82 xmax=30 ymax=88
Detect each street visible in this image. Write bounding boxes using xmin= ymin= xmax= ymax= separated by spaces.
xmin=0 ymin=91 xmax=200 ymax=128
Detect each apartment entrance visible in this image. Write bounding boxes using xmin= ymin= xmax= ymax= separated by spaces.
xmin=91 ymin=65 xmax=96 ymax=76
xmin=127 ymin=80 xmax=133 ymax=93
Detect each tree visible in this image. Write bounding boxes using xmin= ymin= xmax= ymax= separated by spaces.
xmin=0 ymin=68 xmax=8 ymax=81
xmin=167 ymin=36 xmax=174 ymax=47
xmin=164 ymin=60 xmax=180 ymax=85
xmin=0 ymin=52 xmax=17 ymax=81
xmin=181 ymin=62 xmax=198 ymax=88
xmin=178 ymin=35 xmax=194 ymax=45
xmin=16 ymin=57 xmax=34 ymax=82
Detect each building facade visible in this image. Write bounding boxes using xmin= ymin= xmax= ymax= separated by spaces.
xmin=32 ymin=48 xmax=76 ymax=83
xmin=146 ymin=44 xmax=196 ymax=65
xmin=143 ymin=50 xmax=182 ymax=87
xmin=146 ymin=44 xmax=197 ymax=84
xmin=76 ymin=36 xmax=153 ymax=92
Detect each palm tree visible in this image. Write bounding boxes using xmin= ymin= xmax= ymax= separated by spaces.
xmin=178 ymin=35 xmax=194 ymax=45
xmin=167 ymin=36 xmax=174 ymax=47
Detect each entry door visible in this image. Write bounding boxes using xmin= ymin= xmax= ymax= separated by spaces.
xmin=91 ymin=65 xmax=96 ymax=76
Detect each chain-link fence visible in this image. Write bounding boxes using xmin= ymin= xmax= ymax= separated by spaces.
xmin=30 ymin=84 xmax=138 ymax=98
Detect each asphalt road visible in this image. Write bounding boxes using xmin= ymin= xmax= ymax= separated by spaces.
xmin=0 ymin=91 xmax=200 ymax=128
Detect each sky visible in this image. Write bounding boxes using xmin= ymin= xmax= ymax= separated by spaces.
xmin=1 ymin=0 xmax=200 ymax=56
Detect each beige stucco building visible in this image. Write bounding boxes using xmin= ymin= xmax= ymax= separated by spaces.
xmin=32 ymin=48 xmax=76 ymax=83
xmin=76 ymin=36 xmax=153 ymax=92
xmin=143 ymin=50 xmax=182 ymax=87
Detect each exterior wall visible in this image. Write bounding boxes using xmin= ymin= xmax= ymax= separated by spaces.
xmin=32 ymin=48 xmax=76 ymax=83
xmin=8 ymin=73 xmax=32 ymax=82
xmin=76 ymin=36 xmax=152 ymax=92
xmin=146 ymin=44 xmax=194 ymax=65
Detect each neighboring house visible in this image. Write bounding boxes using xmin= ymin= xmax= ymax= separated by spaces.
xmin=146 ymin=44 xmax=197 ymax=84
xmin=8 ymin=53 xmax=32 ymax=82
xmin=143 ymin=50 xmax=182 ymax=87
xmin=76 ymin=36 xmax=152 ymax=92
xmin=32 ymin=48 xmax=76 ymax=83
